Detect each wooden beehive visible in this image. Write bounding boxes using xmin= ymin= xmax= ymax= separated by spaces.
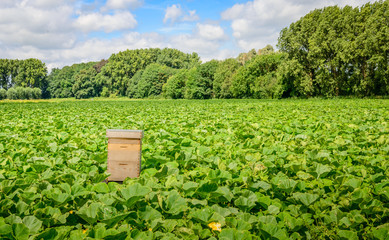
xmin=106 ymin=129 xmax=143 ymax=181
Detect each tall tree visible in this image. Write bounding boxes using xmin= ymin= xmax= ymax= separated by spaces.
xmin=198 ymin=60 xmax=219 ymax=97
xmin=48 ymin=62 xmax=96 ymax=98
xmin=72 ymin=68 xmax=98 ymax=99
xmin=163 ymin=69 xmax=188 ymax=99
xmin=14 ymin=58 xmax=47 ymax=89
xmin=213 ymin=58 xmax=241 ymax=98
xmin=231 ymin=53 xmax=285 ymax=98
xmin=135 ymin=63 xmax=177 ymax=98
xmin=278 ymin=1 xmax=389 ymax=97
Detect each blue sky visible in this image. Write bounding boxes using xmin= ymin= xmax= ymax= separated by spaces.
xmin=0 ymin=0 xmax=374 ymax=70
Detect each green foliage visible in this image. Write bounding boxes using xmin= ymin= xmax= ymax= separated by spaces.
xmin=97 ymin=48 xmax=200 ymax=97
xmin=72 ymin=68 xmax=98 ymax=99
xmin=133 ymin=64 xmax=177 ymax=98
xmin=48 ymin=62 xmax=97 ymax=98
xmin=258 ymin=45 xmax=275 ymax=56
xmin=184 ymin=67 xmax=211 ymax=99
xmin=213 ymin=58 xmax=241 ymax=99
xmin=237 ymin=49 xmax=257 ymax=65
xmin=14 ymin=59 xmax=47 ymax=89
xmin=97 ymin=49 xmax=158 ymax=96
xmin=31 ymin=88 xmax=42 ymax=99
xmin=3 ymin=2 xmax=389 ymax=102
xmin=3 ymin=87 xmax=41 ymax=100
xmin=101 ymin=87 xmax=110 ymax=98
xmin=198 ymin=60 xmax=219 ymax=97
xmin=156 ymin=48 xmax=200 ymax=69
xmin=252 ymin=73 xmax=283 ymax=99
xmin=127 ymin=70 xmax=144 ymax=98
xmin=0 ymin=58 xmax=47 ymax=97
xmin=163 ymin=67 xmax=212 ymax=99
xmin=231 ymin=53 xmax=285 ymax=98
xmin=15 ymin=87 xmax=30 ymax=99
xmin=0 ymin=99 xmax=388 ymax=238
xmin=0 ymin=59 xmax=17 ymax=89
xmin=277 ymin=59 xmax=313 ymax=97
xmin=163 ymin=69 xmax=188 ymax=99
xmin=6 ymin=87 xmax=18 ymax=99
xmin=278 ymin=1 xmax=389 ymax=97
xmin=0 ymin=89 xmax=6 ymax=100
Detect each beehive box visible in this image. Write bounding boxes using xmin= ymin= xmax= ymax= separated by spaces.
xmin=106 ymin=129 xmax=143 ymax=181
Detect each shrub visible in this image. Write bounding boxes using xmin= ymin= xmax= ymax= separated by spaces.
xmin=184 ymin=68 xmax=210 ymax=99
xmin=101 ymin=87 xmax=110 ymax=98
xmin=213 ymin=58 xmax=241 ymax=98
xmin=0 ymin=89 xmax=6 ymax=100
xmin=32 ymin=88 xmax=42 ymax=99
xmin=15 ymin=87 xmax=27 ymax=99
xmin=24 ymin=87 xmax=34 ymax=99
xmin=6 ymin=88 xmax=18 ymax=100
xmin=252 ymin=73 xmax=283 ymax=99
xmin=127 ymin=70 xmax=143 ymax=98
xmin=74 ymin=87 xmax=94 ymax=99
xmin=4 ymin=87 xmax=41 ymax=100
xmin=231 ymin=53 xmax=285 ymax=98
xmin=109 ymin=92 xmax=118 ymax=98
xmin=163 ymin=69 xmax=187 ymax=99
xmin=136 ymin=64 xmax=176 ymax=98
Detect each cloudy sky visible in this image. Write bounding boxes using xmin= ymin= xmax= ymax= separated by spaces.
xmin=0 ymin=0 xmax=374 ymax=70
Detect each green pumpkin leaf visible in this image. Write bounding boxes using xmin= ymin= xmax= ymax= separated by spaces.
xmin=292 ymin=192 xmax=319 ymax=206
xmin=12 ymin=223 xmax=29 ymax=240
xmin=22 ymin=216 xmax=42 ymax=234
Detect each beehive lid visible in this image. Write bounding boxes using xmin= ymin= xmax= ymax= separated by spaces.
xmin=106 ymin=129 xmax=143 ymax=139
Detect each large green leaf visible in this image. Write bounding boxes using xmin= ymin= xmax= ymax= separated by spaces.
xmin=120 ymin=183 xmax=151 ymax=207
xmin=12 ymin=223 xmax=29 ymax=240
xmin=189 ymin=207 xmax=214 ymax=223
xmin=312 ymin=163 xmax=332 ymax=179
xmin=163 ymin=190 xmax=187 ymax=215
xmin=23 ymin=216 xmax=42 ymax=234
xmin=76 ymin=202 xmax=102 ymax=225
xmin=292 ymin=193 xmax=319 ymax=206
xmin=0 ymin=218 xmax=12 ymax=235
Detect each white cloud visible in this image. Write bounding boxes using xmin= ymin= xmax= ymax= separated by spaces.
xmin=0 ymin=0 xmax=69 ymax=8
xmin=104 ymin=0 xmax=143 ymax=10
xmin=163 ymin=4 xmax=183 ymax=24
xmin=0 ymin=0 xmax=375 ymax=71
xmin=75 ymin=11 xmax=137 ymax=33
xmin=0 ymin=4 xmax=75 ymax=49
xmin=182 ymin=10 xmax=200 ymax=22
xmin=196 ymin=23 xmax=226 ymax=41
xmin=0 ymin=0 xmax=16 ymax=7
xmin=222 ymin=0 xmax=373 ymax=51
xmin=171 ymin=34 xmax=217 ymax=52
xmin=163 ymin=4 xmax=199 ymax=24
xmin=169 ymin=32 xmax=236 ymax=62
xmin=0 ymin=32 xmax=167 ymax=70
xmin=28 ymin=0 xmax=69 ymax=8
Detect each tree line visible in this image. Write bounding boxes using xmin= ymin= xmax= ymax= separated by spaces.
xmin=0 ymin=59 xmax=47 ymax=99
xmin=0 ymin=1 xmax=387 ymax=100
xmin=278 ymin=0 xmax=388 ymax=97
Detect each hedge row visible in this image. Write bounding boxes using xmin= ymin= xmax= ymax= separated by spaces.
xmin=0 ymin=87 xmax=42 ymax=100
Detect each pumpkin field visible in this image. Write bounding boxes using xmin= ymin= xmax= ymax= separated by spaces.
xmin=0 ymin=99 xmax=388 ymax=239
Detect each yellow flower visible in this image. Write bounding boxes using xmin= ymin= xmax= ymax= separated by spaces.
xmin=148 ymin=228 xmax=152 ymax=231
xmin=208 ymin=222 xmax=221 ymax=232
xmin=69 ymin=210 xmax=73 ymax=214
xmin=83 ymin=229 xmax=87 ymax=234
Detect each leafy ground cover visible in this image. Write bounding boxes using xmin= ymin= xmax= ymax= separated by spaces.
xmin=0 ymin=99 xmax=388 ymax=239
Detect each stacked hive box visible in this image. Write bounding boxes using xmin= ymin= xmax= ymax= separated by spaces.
xmin=106 ymin=129 xmax=143 ymax=181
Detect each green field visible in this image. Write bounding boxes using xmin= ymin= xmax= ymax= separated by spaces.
xmin=0 ymin=99 xmax=388 ymax=239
